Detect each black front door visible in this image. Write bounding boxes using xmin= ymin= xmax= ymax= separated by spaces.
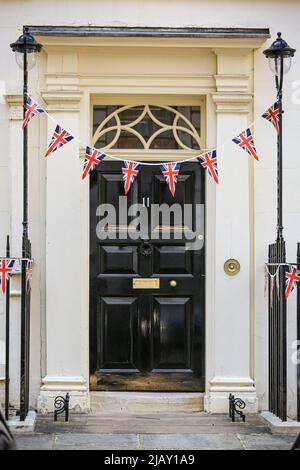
xmin=90 ymin=161 xmax=205 ymax=391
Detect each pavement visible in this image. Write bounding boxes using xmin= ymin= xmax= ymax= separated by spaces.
xmin=12 ymin=413 xmax=298 ymax=450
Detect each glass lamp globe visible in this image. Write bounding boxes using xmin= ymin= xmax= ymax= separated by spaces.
xmin=268 ymin=55 xmax=292 ymax=77
xmin=263 ymin=32 xmax=295 ymax=77
xmin=10 ymin=28 xmax=42 ymax=70
xmin=14 ymin=50 xmax=39 ymax=71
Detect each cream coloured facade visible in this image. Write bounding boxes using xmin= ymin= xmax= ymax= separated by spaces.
xmin=0 ymin=1 xmax=300 ymax=419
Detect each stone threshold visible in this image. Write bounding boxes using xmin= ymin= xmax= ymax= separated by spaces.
xmin=90 ymin=391 xmax=205 ymax=414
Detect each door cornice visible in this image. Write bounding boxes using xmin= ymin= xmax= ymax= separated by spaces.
xmin=27 ymin=25 xmax=270 ymax=39
xmin=27 ymin=26 xmax=269 ymax=50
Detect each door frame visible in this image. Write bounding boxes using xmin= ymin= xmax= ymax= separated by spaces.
xmin=88 ymin=95 xmax=208 ymax=392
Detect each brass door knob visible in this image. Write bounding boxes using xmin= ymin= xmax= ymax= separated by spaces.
xmin=170 ymin=280 xmax=177 ymax=287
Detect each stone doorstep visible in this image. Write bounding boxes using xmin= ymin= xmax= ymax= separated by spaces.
xmin=90 ymin=392 xmax=205 ymax=414
xmin=8 ymin=410 xmax=37 ymax=433
xmin=260 ymin=411 xmax=300 ymax=435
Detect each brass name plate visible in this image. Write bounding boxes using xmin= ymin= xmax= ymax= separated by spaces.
xmin=133 ymin=278 xmax=160 ymax=289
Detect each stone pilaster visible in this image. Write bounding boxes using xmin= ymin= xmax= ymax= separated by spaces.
xmin=205 ymin=49 xmax=257 ymax=413
xmin=37 ymin=89 xmax=89 ymax=413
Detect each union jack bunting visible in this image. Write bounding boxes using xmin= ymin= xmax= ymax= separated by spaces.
xmin=285 ymin=265 xmax=300 ymax=299
xmin=22 ymin=95 xmax=44 ymax=129
xmin=122 ymin=161 xmax=141 ymax=194
xmin=0 ymin=259 xmax=15 ymax=295
xmin=26 ymin=260 xmax=33 ymax=293
xmin=45 ymin=124 xmax=74 ymax=157
xmin=262 ymin=102 xmax=280 ymax=134
xmin=198 ymin=150 xmax=219 ymax=184
xmin=232 ymin=128 xmax=259 ymax=161
xmin=160 ymin=162 xmax=181 ymax=196
xmin=82 ymin=146 xmax=106 ymax=180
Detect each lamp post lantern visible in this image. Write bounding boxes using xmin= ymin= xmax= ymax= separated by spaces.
xmin=10 ymin=27 xmax=42 ymax=421
xmin=263 ymin=32 xmax=295 ymax=242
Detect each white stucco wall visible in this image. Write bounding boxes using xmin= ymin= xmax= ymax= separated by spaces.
xmin=0 ymin=0 xmax=299 ymax=417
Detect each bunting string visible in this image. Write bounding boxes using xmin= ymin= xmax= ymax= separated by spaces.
xmin=23 ymin=92 xmax=279 ymax=195
xmin=265 ymin=263 xmax=300 ymax=301
xmin=0 ymin=259 xmax=15 ymax=294
xmin=0 ymin=258 xmax=34 ymax=295
xmin=25 ymin=92 xmax=276 ymax=164
xmin=265 ymin=264 xmax=280 ymax=305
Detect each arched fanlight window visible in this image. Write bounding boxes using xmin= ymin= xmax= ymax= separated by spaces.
xmin=92 ymin=104 xmax=202 ymax=151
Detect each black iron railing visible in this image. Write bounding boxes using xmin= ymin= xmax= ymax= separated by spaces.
xmin=3 ymin=234 xmax=32 ymax=422
xmin=19 ymin=236 xmax=32 ymax=420
xmin=268 ymin=240 xmax=287 ymax=421
xmin=4 ymin=236 xmax=11 ymax=421
xmin=268 ymin=241 xmax=300 ymax=422
xmin=297 ymin=243 xmax=300 ymax=422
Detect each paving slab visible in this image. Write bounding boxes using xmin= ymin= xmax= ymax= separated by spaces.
xmin=139 ymin=433 xmax=242 ymax=450
xmin=54 ymin=433 xmax=138 ymax=450
xmin=237 ymin=433 xmax=295 ymax=450
xmin=15 ymin=433 xmax=55 ymax=450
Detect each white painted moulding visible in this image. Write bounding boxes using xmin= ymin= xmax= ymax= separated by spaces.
xmin=41 ymin=376 xmax=87 ymax=392
xmin=209 ymin=376 xmax=256 ymax=392
xmin=39 ymin=376 xmax=90 ymax=413
xmin=205 ymin=377 xmax=258 ymax=414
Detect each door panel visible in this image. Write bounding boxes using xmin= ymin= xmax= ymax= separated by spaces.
xmin=90 ymin=161 xmax=205 ymax=391
xmin=98 ymin=296 xmax=139 ymax=370
xmin=153 ymin=246 xmax=193 ymax=275
xmin=152 ymin=171 xmax=195 ymax=233
xmin=153 ymin=296 xmax=191 ymax=370
xmin=99 ymin=246 xmax=139 ymax=275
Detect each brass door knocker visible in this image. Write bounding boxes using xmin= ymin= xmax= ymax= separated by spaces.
xmin=140 ymin=242 xmax=153 ymax=256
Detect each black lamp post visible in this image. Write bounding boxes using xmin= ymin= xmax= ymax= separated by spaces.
xmin=264 ymin=33 xmax=296 ymax=423
xmin=10 ymin=27 xmax=42 ymax=421
xmin=263 ymin=32 xmax=295 ymax=242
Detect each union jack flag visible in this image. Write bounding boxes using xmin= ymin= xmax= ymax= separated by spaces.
xmin=0 ymin=259 xmax=15 ymax=295
xmin=45 ymin=124 xmax=74 ymax=157
xmin=82 ymin=146 xmax=106 ymax=180
xmin=198 ymin=150 xmax=219 ymax=184
xmin=160 ymin=163 xmax=181 ymax=196
xmin=26 ymin=260 xmax=33 ymax=293
xmin=122 ymin=161 xmax=141 ymax=194
xmin=262 ymin=102 xmax=280 ymax=134
xmin=285 ymin=265 xmax=300 ymax=299
xmin=22 ymin=95 xmax=44 ymax=129
xmin=232 ymin=128 xmax=259 ymax=161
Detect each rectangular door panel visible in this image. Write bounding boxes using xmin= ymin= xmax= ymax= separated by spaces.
xmin=153 ymin=297 xmax=191 ymax=370
xmin=97 ymin=296 xmax=139 ymax=370
xmin=151 ymin=169 xmax=195 ymax=235
xmin=99 ymin=245 xmax=139 ymax=275
xmin=93 ymin=163 xmax=140 ymax=240
xmin=153 ymin=245 xmax=193 ymax=275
